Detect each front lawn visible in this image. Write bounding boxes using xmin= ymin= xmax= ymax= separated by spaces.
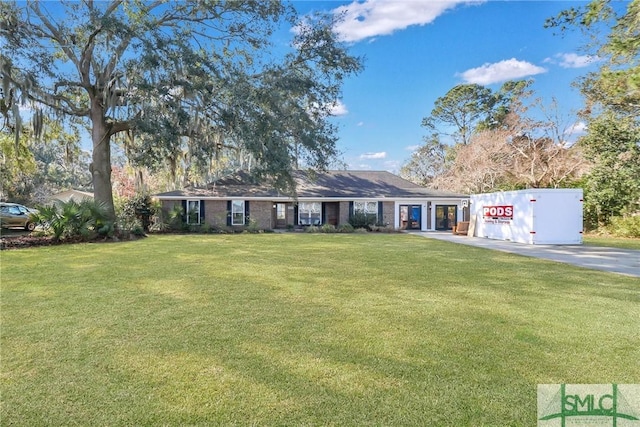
xmin=2 ymin=234 xmax=638 ymax=426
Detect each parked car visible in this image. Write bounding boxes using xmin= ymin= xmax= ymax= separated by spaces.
xmin=0 ymin=202 xmax=39 ymax=231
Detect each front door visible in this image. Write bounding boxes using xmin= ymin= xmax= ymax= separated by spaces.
xmin=275 ymin=203 xmax=287 ymax=228
xmin=324 ymin=202 xmax=339 ymax=226
xmin=400 ymin=205 xmax=421 ymax=230
xmin=435 ymin=205 xmax=457 ymax=231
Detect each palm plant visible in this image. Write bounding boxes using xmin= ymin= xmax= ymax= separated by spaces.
xmin=31 ymin=199 xmax=112 ymax=240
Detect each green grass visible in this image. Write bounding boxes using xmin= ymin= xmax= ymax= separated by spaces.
xmin=2 ymin=234 xmax=638 ymax=426
xmin=583 ymin=234 xmax=640 ymax=250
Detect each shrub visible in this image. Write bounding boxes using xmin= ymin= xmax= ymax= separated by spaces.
xmin=337 ymin=223 xmax=354 ymax=233
xmin=369 ymin=224 xmax=397 ymax=233
xmin=320 ymin=224 xmax=336 ymax=233
xmin=216 ymin=225 xmax=234 ymax=234
xmin=132 ymin=224 xmax=146 ymax=236
xmin=305 ymin=225 xmax=319 ymax=233
xmin=117 ymin=194 xmax=156 ymax=231
xmin=246 ymin=219 xmax=262 ymax=233
xmin=148 ymin=205 xmax=182 ymax=233
xmin=348 ymin=212 xmax=377 ymax=230
xmin=116 ymin=215 xmax=143 ymax=236
xmin=606 ymin=215 xmax=640 ymax=238
xmin=149 ymin=217 xmax=170 ymax=233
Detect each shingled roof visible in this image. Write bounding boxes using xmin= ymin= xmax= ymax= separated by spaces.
xmin=155 ymin=170 xmax=467 ymax=199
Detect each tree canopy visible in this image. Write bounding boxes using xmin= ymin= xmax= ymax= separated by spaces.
xmin=407 ymin=79 xmax=585 ymax=194
xmin=547 ymin=0 xmax=639 ymax=116
xmin=547 ymin=0 xmax=640 ymax=226
xmin=421 ymin=80 xmax=532 ymax=146
xmin=421 ymin=83 xmax=495 ymax=146
xmin=0 ymin=0 xmax=362 ymax=218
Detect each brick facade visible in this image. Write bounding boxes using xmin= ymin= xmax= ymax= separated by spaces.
xmin=338 ymin=201 xmax=350 ymax=226
xmin=381 ymin=201 xmax=394 ymax=227
xmin=160 ymin=199 xmax=412 ymax=231
xmin=249 ymin=201 xmax=273 ymax=230
xmin=204 ymin=200 xmax=228 ymax=226
xmin=161 ymin=199 xmax=273 ymax=229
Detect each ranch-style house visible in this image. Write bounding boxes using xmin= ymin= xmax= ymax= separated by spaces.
xmin=155 ymin=170 xmax=470 ymax=231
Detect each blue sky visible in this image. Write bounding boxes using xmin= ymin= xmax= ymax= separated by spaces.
xmin=291 ymin=0 xmax=609 ymax=172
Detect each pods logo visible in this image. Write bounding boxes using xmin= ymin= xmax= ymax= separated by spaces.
xmin=483 ymin=205 xmax=513 ymax=219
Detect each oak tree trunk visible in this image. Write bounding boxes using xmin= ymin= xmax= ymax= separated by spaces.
xmin=90 ymin=103 xmax=116 ymax=220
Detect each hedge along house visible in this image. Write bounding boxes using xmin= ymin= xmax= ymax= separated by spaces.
xmin=155 ymin=170 xmax=469 ymax=231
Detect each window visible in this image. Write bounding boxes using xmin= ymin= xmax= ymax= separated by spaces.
xmin=354 ymin=201 xmax=378 ymax=222
xmin=299 ymin=202 xmax=321 ymax=225
xmin=232 ymin=200 xmax=245 ymax=225
xmin=276 ymin=204 xmax=286 ymax=220
xmin=186 ymin=200 xmax=200 ymax=224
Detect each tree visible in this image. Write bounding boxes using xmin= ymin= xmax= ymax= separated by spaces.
xmin=484 ymin=80 xmax=534 ymax=131
xmin=580 ymin=113 xmax=640 ymax=226
xmin=0 ymin=112 xmax=90 ymax=203
xmin=0 ymin=1 xmax=361 ymax=219
xmin=546 ymin=1 xmax=639 ymax=116
xmin=399 ymin=136 xmax=448 ymax=186
xmin=0 ymin=131 xmax=36 ymax=203
xmin=421 ymin=81 xmax=531 ymax=146
xmin=429 ymin=110 xmax=588 ymax=194
xmin=411 ymin=79 xmax=587 ymax=192
xmin=546 ymin=0 xmax=640 ymax=226
xmin=421 ymin=84 xmax=495 ymax=145
xmin=431 ymin=130 xmax=512 ymax=194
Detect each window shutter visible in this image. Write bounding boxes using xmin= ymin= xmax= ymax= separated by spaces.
xmin=200 ymin=200 xmax=205 ymax=223
xmin=321 ymin=203 xmax=326 ymax=225
xmin=378 ymin=202 xmax=383 ymax=223
xmin=245 ymin=201 xmax=250 ymax=224
xmin=181 ymin=200 xmax=187 ymax=223
xmin=294 ymin=205 xmax=299 ymax=225
xmin=226 ymin=200 xmax=232 ymax=226
xmin=349 ymin=201 xmax=354 ymax=219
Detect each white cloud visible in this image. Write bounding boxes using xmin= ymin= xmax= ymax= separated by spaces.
xmin=459 ymin=58 xmax=547 ymax=85
xmin=329 ymin=100 xmax=349 ymax=116
xmin=357 ymin=121 xmax=365 ymax=127
xmin=405 ymin=144 xmax=420 ymax=151
xmin=332 ymin=0 xmax=480 ymax=43
xmin=360 ymin=151 xmax=387 ymax=160
xmin=545 ymin=53 xmax=599 ymax=69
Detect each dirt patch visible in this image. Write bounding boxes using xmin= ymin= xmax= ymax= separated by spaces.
xmin=0 ymin=234 xmax=58 ymax=250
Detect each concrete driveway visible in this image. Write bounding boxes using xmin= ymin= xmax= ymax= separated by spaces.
xmin=412 ymin=232 xmax=640 ymax=278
